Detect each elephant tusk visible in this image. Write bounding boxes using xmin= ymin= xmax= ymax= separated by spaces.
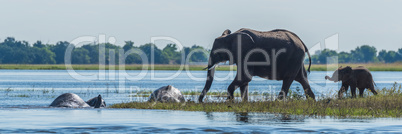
xmin=204 ymin=64 xmax=217 ymax=70
xmin=208 ymin=64 xmax=218 ymax=70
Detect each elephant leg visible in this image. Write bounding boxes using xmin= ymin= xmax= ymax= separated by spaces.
xmin=358 ymin=88 xmax=365 ymax=97
xmin=240 ymin=82 xmax=249 ymax=102
xmin=277 ymin=77 xmax=295 ymax=100
xmin=350 ymin=86 xmax=357 ymax=98
xmin=227 ymin=80 xmax=240 ymax=100
xmin=369 ymin=83 xmax=378 ymax=95
xmin=298 ymin=79 xmax=315 ymax=100
xmin=338 ymin=84 xmax=349 ymax=99
xmin=338 ymin=87 xmax=344 ymax=98
xmin=278 ymin=64 xmax=303 ymax=100
xmin=295 ymin=68 xmax=315 ymax=100
xmin=227 ymin=76 xmax=251 ymax=101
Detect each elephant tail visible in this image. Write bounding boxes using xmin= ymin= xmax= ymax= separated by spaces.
xmin=298 ymin=36 xmax=311 ymax=73
xmin=305 ymin=45 xmax=312 ymax=73
xmin=373 ymin=80 xmax=377 ymax=87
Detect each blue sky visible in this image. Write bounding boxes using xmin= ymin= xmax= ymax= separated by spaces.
xmin=0 ymin=0 xmax=401 ymax=52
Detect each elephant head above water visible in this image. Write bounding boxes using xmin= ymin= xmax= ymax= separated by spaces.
xmin=86 ymin=94 xmax=106 ymax=108
xmin=50 ymin=93 xmax=106 ymax=108
xmin=199 ymin=28 xmax=316 ymax=102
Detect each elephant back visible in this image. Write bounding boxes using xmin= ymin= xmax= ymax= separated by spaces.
xmin=149 ymin=85 xmax=185 ymax=103
xmin=50 ymin=93 xmax=90 ymax=108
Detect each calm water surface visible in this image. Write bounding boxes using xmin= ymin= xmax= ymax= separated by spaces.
xmin=0 ymin=70 xmax=401 ymax=133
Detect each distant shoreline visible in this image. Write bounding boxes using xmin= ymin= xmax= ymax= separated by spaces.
xmin=0 ymin=63 xmax=401 ymax=71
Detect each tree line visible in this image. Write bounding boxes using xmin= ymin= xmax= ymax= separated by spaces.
xmin=311 ymin=45 xmax=402 ymax=64
xmin=0 ymin=37 xmax=208 ymax=64
xmin=0 ymin=37 xmax=400 ymax=64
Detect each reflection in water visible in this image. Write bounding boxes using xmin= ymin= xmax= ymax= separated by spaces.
xmin=0 ymin=109 xmax=401 ymax=133
xmin=204 ymin=112 xmax=307 ymax=125
xmin=205 ymin=112 xmax=214 ymax=121
xmin=236 ymin=112 xmax=249 ymax=123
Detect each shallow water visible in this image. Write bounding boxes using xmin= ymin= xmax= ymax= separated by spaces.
xmin=1 ymin=70 xmax=401 ymax=106
xmin=0 ymin=108 xmax=402 ymax=133
xmin=0 ymin=70 xmax=401 ymax=133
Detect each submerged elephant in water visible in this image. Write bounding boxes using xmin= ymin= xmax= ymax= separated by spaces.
xmin=325 ymin=66 xmax=378 ymax=98
xmin=50 ymin=93 xmax=106 ymax=108
xmin=149 ymin=85 xmax=185 ymax=103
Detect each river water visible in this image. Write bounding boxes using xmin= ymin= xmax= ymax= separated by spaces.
xmin=0 ymin=70 xmax=401 ymax=133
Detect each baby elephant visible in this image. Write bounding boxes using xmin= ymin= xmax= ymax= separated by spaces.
xmin=325 ymin=66 xmax=378 ymax=98
xmin=149 ymin=85 xmax=185 ymax=103
xmin=50 ymin=93 xmax=106 ymax=108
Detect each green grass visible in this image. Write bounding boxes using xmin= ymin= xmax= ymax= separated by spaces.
xmin=110 ymin=86 xmax=402 ymax=118
xmin=0 ymin=63 xmax=401 ymax=71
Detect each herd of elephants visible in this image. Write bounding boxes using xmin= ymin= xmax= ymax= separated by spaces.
xmin=49 ymin=28 xmax=378 ymax=108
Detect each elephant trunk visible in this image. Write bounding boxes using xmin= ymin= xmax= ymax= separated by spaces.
xmin=199 ymin=68 xmax=215 ymax=103
xmin=199 ymin=59 xmax=217 ymax=102
xmin=94 ymin=95 xmax=102 ymax=108
xmin=325 ymin=75 xmax=338 ymax=82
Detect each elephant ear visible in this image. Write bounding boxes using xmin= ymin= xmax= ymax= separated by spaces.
xmin=222 ymin=29 xmax=231 ymax=36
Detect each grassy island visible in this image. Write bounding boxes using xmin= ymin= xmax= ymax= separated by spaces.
xmin=111 ymin=86 xmax=402 ymax=118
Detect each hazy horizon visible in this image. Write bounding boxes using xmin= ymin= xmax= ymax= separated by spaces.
xmin=1 ymin=0 xmax=401 ymax=52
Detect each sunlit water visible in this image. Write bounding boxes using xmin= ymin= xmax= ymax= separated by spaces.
xmin=0 ymin=70 xmax=401 ymax=133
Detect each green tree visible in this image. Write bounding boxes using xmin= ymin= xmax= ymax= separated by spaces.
xmin=104 ymin=43 xmax=120 ymax=64
xmin=82 ymin=44 xmax=99 ymax=64
xmin=0 ymin=37 xmax=31 ymax=63
xmin=186 ymin=45 xmax=208 ymax=63
xmin=123 ymin=41 xmax=134 ymax=51
xmin=31 ymin=47 xmax=56 ymax=64
xmin=72 ymin=47 xmax=91 ymax=64
xmin=338 ymin=52 xmax=352 ymax=63
xmin=378 ymin=50 xmax=398 ymax=63
xmin=398 ymin=48 xmax=402 ymax=62
xmin=33 ymin=41 xmax=45 ymax=48
xmin=162 ymin=44 xmax=181 ymax=64
xmin=122 ymin=41 xmax=143 ymax=64
xmin=139 ymin=43 xmax=167 ymax=64
xmin=0 ymin=45 xmax=13 ymax=63
xmin=50 ymin=41 xmax=70 ymax=64
xmin=351 ymin=45 xmax=377 ymax=63
xmin=378 ymin=50 xmax=387 ymax=62
xmin=316 ymin=49 xmax=337 ymax=64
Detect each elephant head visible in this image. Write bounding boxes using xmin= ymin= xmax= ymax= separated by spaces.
xmin=325 ymin=66 xmax=353 ymax=82
xmin=199 ymin=29 xmax=255 ymax=102
xmin=86 ymin=94 xmax=106 ymax=108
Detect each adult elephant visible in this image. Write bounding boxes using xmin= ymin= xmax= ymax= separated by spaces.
xmin=199 ymin=28 xmax=315 ymax=102
xmin=50 ymin=93 xmax=106 ymax=108
xmin=325 ymin=66 xmax=378 ymax=98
